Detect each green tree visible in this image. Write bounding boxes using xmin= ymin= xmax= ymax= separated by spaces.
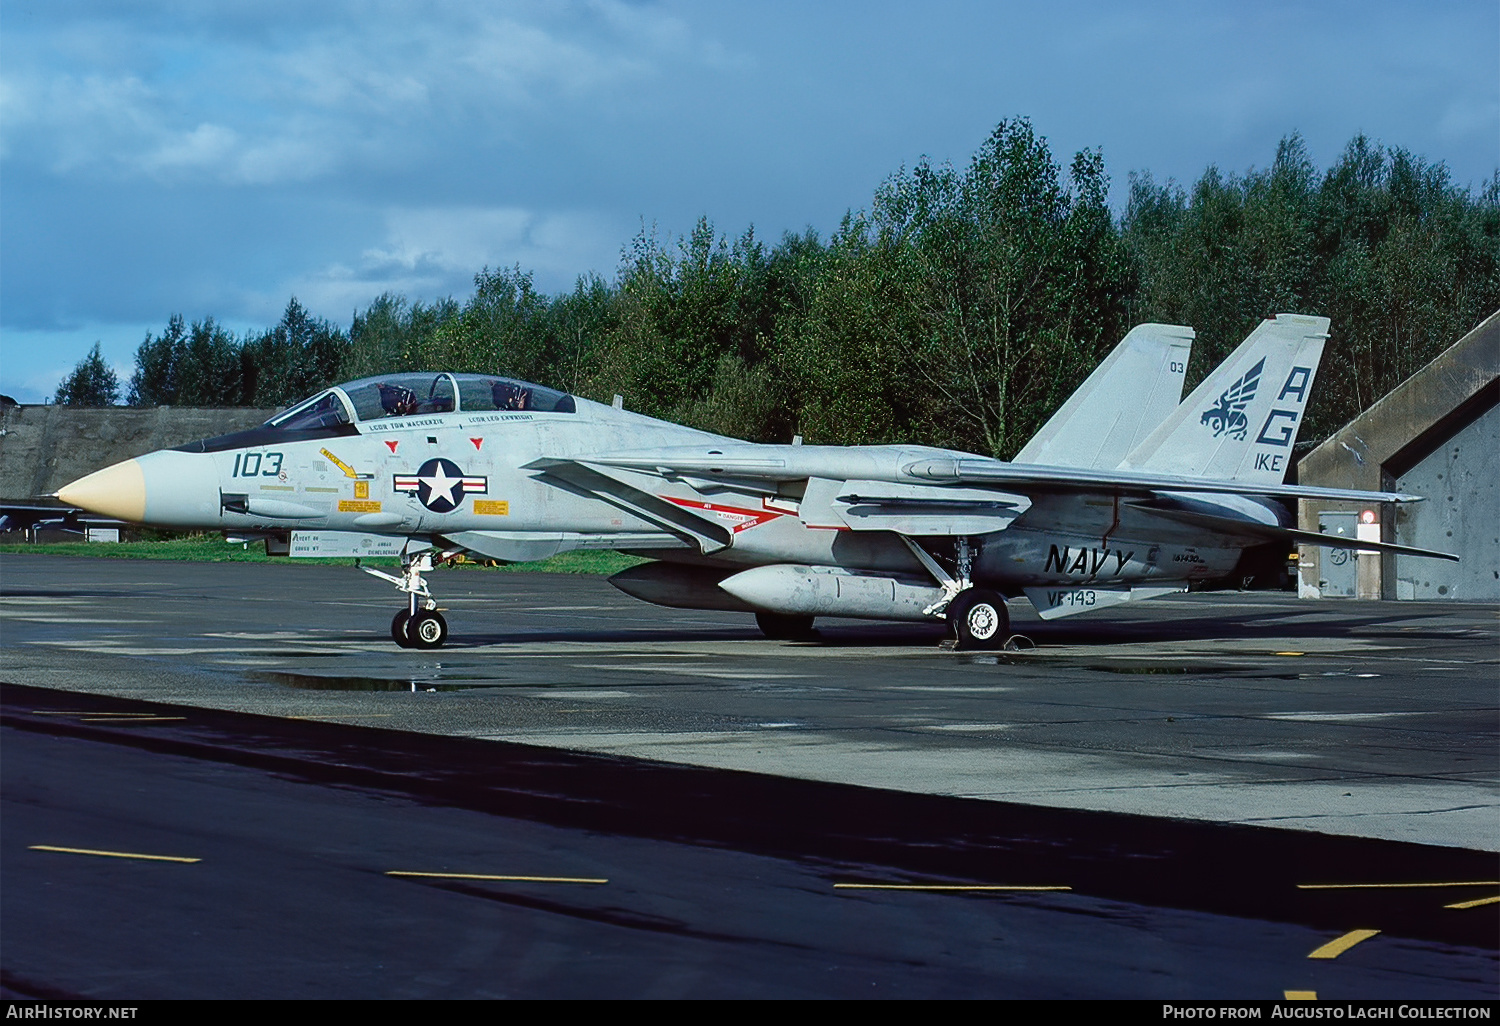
xmin=127 ymin=314 xmax=189 ymax=405
xmin=427 ymin=265 xmax=552 ymax=377
xmin=1124 ymin=132 xmax=1500 ymax=442
xmin=345 ymin=293 xmax=461 ymax=378
xmin=55 ymin=343 xmax=120 ymax=406
xmin=240 ymin=298 xmax=350 ymax=407
xmin=176 ymin=318 xmax=242 ymax=405
xmin=788 ymin=119 xmax=1132 ymax=456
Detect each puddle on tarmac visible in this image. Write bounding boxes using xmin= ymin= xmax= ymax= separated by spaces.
xmin=259 ymin=670 xmax=506 ymax=692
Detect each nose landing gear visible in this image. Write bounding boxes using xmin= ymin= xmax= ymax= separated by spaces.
xmin=364 ymin=548 xmax=450 ymax=649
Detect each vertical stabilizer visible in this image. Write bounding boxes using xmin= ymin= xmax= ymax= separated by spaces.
xmin=1014 ymin=323 xmax=1194 ymax=469
xmin=1120 ymin=314 xmax=1329 ymax=483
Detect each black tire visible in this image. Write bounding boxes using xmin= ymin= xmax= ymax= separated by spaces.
xmin=391 ymin=610 xmax=412 ymax=647
xmin=947 ymin=589 xmax=1008 ymax=650
xmin=755 ymin=611 xmax=817 ymax=641
xmin=408 ymin=609 xmax=448 ymax=649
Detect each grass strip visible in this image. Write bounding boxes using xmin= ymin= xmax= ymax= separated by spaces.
xmin=0 ymin=537 xmax=647 ymax=574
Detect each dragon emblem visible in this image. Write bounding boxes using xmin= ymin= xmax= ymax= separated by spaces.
xmin=1200 ymin=358 xmax=1263 ymax=439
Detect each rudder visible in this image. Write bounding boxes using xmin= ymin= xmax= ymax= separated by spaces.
xmin=1014 ymin=323 xmax=1194 ymax=469
xmin=1119 ymin=313 xmax=1328 ymax=484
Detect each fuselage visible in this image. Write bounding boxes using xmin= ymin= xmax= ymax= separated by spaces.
xmin=59 ymin=372 xmax=1281 ymax=603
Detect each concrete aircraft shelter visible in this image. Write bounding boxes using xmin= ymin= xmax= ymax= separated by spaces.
xmin=0 ymin=403 xmax=276 ymax=503
xmin=1296 ymin=309 xmax=1499 ymax=601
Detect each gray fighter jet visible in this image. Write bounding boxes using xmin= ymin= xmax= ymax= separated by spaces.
xmin=57 ymin=313 xmax=1456 ymax=649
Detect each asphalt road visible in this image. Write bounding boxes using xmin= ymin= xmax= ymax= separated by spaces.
xmin=4 ymin=685 xmax=1496 ymax=999
xmin=1 ymin=554 xmax=1496 ymax=998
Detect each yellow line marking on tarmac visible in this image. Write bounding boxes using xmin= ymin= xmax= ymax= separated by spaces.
xmin=1445 ymin=895 xmax=1500 ymax=909
xmin=30 ymin=711 xmax=163 ymax=717
xmin=834 ymin=883 xmax=1071 ymax=892
xmin=1273 ymin=651 xmax=1305 ymax=657
xmin=1308 ymin=929 xmax=1379 ymax=959
xmin=1298 ymin=881 xmax=1499 ymax=890
xmin=79 ymin=716 xmax=186 ymax=723
xmin=30 ymin=845 xmax=200 ymax=863
xmin=387 ymin=872 xmax=607 ymax=884
xmin=1284 ymin=991 xmax=1317 ymax=1001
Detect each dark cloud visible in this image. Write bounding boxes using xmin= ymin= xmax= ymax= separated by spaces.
xmin=3 ymin=0 xmax=1495 ymax=401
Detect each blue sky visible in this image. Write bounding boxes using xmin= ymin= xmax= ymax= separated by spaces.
xmin=2 ymin=0 xmax=1496 ymax=403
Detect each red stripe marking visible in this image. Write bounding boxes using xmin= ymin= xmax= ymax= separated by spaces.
xmin=662 ymin=496 xmax=785 ymax=533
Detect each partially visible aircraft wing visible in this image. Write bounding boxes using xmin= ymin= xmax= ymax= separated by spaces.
xmin=1014 ymin=323 xmax=1194 ymax=469
xmin=897 ymin=456 xmax=1426 ymax=505
xmin=561 ymin=446 xmax=1428 ymax=506
xmin=527 ymin=457 xmax=736 ymax=553
xmin=0 ymin=500 xmax=121 ymax=535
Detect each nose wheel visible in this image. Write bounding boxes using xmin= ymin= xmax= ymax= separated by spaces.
xmin=409 ymin=609 xmax=449 ymax=649
xmin=365 ymin=548 xmax=451 ymax=649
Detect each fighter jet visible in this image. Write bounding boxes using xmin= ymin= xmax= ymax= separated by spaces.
xmin=57 ymin=313 xmax=1456 ymax=650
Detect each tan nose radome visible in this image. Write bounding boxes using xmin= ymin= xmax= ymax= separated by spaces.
xmin=57 ymin=459 xmax=147 ymax=522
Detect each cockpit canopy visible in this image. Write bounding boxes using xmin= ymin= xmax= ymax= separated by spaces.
xmin=173 ymin=373 xmax=579 ymax=454
xmin=266 ymin=373 xmax=576 ymax=431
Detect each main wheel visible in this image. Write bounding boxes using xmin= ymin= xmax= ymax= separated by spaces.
xmin=391 ymin=610 xmax=413 ymax=647
xmin=407 ymin=609 xmax=448 ymax=649
xmin=947 ymin=589 xmax=1008 ymax=650
xmin=755 ymin=611 xmax=817 ymax=641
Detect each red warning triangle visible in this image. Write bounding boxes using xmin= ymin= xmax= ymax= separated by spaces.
xmin=470 ymin=437 xmax=483 ymax=450
xmin=385 ymin=440 xmax=398 ymax=453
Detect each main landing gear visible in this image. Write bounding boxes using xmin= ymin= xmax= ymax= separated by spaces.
xmin=904 ymin=536 xmax=1011 ymax=650
xmin=363 ymin=549 xmax=450 ymax=649
xmin=946 ymin=588 xmax=1009 ymax=650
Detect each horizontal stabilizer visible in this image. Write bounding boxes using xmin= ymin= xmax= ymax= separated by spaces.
xmin=1024 ymin=584 xmax=1186 ymax=619
xmin=1129 ymin=503 xmax=1459 ymax=562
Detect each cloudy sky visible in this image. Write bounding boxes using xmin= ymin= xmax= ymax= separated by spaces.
xmin=2 ymin=0 xmax=1495 ymax=403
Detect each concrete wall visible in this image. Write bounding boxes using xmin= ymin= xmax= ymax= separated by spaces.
xmin=1297 ymin=310 xmax=1500 ymax=600
xmin=1390 ymin=403 xmax=1499 ymax=600
xmin=0 ymin=404 xmax=277 ymax=500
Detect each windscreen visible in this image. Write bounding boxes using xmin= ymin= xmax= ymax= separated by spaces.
xmin=265 ymin=390 xmax=352 ymax=431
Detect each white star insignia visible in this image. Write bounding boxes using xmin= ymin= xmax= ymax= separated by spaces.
xmin=421 ymin=464 xmax=461 ymax=505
